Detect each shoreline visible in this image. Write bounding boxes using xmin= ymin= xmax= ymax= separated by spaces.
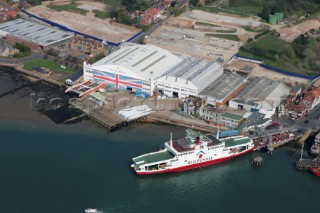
xmin=0 ymin=67 xmax=173 ymax=132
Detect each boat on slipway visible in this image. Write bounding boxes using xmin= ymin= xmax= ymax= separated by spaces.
xmin=131 ymin=129 xmax=254 ymax=175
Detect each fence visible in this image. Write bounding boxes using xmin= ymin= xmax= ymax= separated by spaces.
xmin=260 ymin=64 xmax=320 ymax=80
xmin=234 ymin=54 xmax=263 ymax=64
xmin=235 ymin=54 xmax=320 ymax=80
xmin=21 ymin=10 xmax=142 ymax=47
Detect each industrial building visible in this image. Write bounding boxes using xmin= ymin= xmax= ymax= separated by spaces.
xmin=199 ymin=72 xmax=246 ymax=107
xmin=0 ymin=19 xmax=74 ymax=50
xmin=229 ymin=77 xmax=290 ymax=117
xmin=83 ymin=43 xmax=223 ymax=98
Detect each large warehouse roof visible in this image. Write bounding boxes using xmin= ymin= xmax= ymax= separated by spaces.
xmin=199 ymin=72 xmax=245 ymax=101
xmin=234 ymin=77 xmax=280 ymax=100
xmin=91 ymin=43 xmax=182 ymax=80
xmin=0 ymin=19 xmax=73 ymax=46
xmin=163 ymin=57 xmax=223 ymax=92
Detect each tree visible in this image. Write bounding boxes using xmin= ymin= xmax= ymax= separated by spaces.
xmin=271 ymin=5 xmax=281 ymax=14
xmin=260 ymin=6 xmax=270 ymax=21
xmin=190 ymin=0 xmax=199 ymax=7
xmin=284 ymin=45 xmax=296 ymax=59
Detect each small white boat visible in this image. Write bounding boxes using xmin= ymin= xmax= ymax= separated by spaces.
xmin=85 ymin=208 xmax=98 ymax=213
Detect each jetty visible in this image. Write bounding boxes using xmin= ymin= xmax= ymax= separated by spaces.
xmin=297 ymin=128 xmax=313 ymax=145
xmin=296 ymin=158 xmax=320 ymax=170
xmin=69 ymin=97 xmax=147 ymax=131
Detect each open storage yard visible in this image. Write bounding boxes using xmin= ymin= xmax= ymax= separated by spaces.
xmin=144 ymin=10 xmax=254 ymax=61
xmin=277 ymin=19 xmax=320 ymax=42
xmin=226 ymin=59 xmax=310 ymax=85
xmin=27 ymin=5 xmax=140 ymax=43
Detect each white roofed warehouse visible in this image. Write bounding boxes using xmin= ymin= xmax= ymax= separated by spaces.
xmin=83 ymin=43 xmax=223 ymax=98
xmin=0 ymin=19 xmax=74 ymax=50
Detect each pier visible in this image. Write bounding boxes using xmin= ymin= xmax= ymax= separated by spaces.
xmin=296 ymin=158 xmax=320 ymax=170
xmin=69 ymin=97 xmax=147 ymax=131
xmin=297 ymin=128 xmax=313 ymax=145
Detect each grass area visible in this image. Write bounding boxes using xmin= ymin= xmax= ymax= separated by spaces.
xmin=296 ymin=11 xmax=320 ymax=24
xmin=215 ymin=28 xmax=237 ymax=33
xmin=237 ymin=50 xmax=318 ymax=76
xmin=47 ymin=4 xmax=88 ymax=15
xmin=205 ymin=34 xmax=240 ymax=41
xmin=223 ymin=6 xmax=263 ymax=17
xmin=238 ymin=33 xmax=320 ymax=76
xmin=193 ymin=6 xmax=249 ymax=17
xmin=252 ymin=34 xmax=289 ymax=54
xmin=24 ymin=59 xmax=75 ymax=73
xmin=93 ymin=9 xmax=109 ymax=19
xmin=13 ymin=52 xmax=30 ymax=58
xmin=57 ymin=77 xmax=67 ymax=83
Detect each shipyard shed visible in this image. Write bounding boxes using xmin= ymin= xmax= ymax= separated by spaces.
xmin=0 ymin=19 xmax=74 ymax=50
xmin=229 ymin=76 xmax=290 ymax=117
xmin=83 ymin=43 xmax=223 ymax=98
xmin=199 ymin=72 xmax=246 ymax=107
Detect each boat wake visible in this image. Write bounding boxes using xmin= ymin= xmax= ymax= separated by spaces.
xmin=85 ymin=208 xmax=107 ymax=213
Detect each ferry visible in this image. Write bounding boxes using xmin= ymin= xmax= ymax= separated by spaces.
xmin=131 ymin=129 xmax=254 ymax=175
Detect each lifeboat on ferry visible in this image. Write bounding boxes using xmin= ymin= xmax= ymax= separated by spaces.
xmin=311 ymin=167 xmax=320 ymax=177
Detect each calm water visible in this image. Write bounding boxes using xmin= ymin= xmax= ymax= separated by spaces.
xmin=0 ymin=121 xmax=319 ymax=213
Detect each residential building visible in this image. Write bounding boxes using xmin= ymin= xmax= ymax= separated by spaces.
xmin=69 ymin=36 xmax=106 ymax=56
xmin=284 ymin=88 xmax=320 ymax=118
xmin=140 ymin=7 xmax=160 ymax=26
xmin=0 ymin=2 xmax=17 ymax=21
xmin=220 ymin=111 xmax=244 ymax=128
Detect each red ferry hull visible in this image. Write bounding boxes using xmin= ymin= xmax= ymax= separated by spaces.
xmin=134 ymin=147 xmax=254 ymax=175
xmin=311 ymin=168 xmax=320 ymax=177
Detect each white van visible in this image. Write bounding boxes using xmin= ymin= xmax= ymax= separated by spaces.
xmin=65 ymin=79 xmax=73 ymax=86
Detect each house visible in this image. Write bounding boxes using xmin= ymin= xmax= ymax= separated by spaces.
xmin=0 ymin=2 xmax=17 ymax=21
xmin=69 ymin=36 xmax=106 ymax=56
xmin=284 ymin=88 xmax=319 ymax=118
xmin=140 ymin=8 xmax=160 ymax=26
xmin=163 ymin=0 xmax=172 ymax=7
xmin=311 ymin=87 xmax=320 ymax=106
xmin=183 ymin=96 xmax=203 ymax=116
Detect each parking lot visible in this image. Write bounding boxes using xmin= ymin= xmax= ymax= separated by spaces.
xmin=274 ymin=104 xmax=320 ymax=133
